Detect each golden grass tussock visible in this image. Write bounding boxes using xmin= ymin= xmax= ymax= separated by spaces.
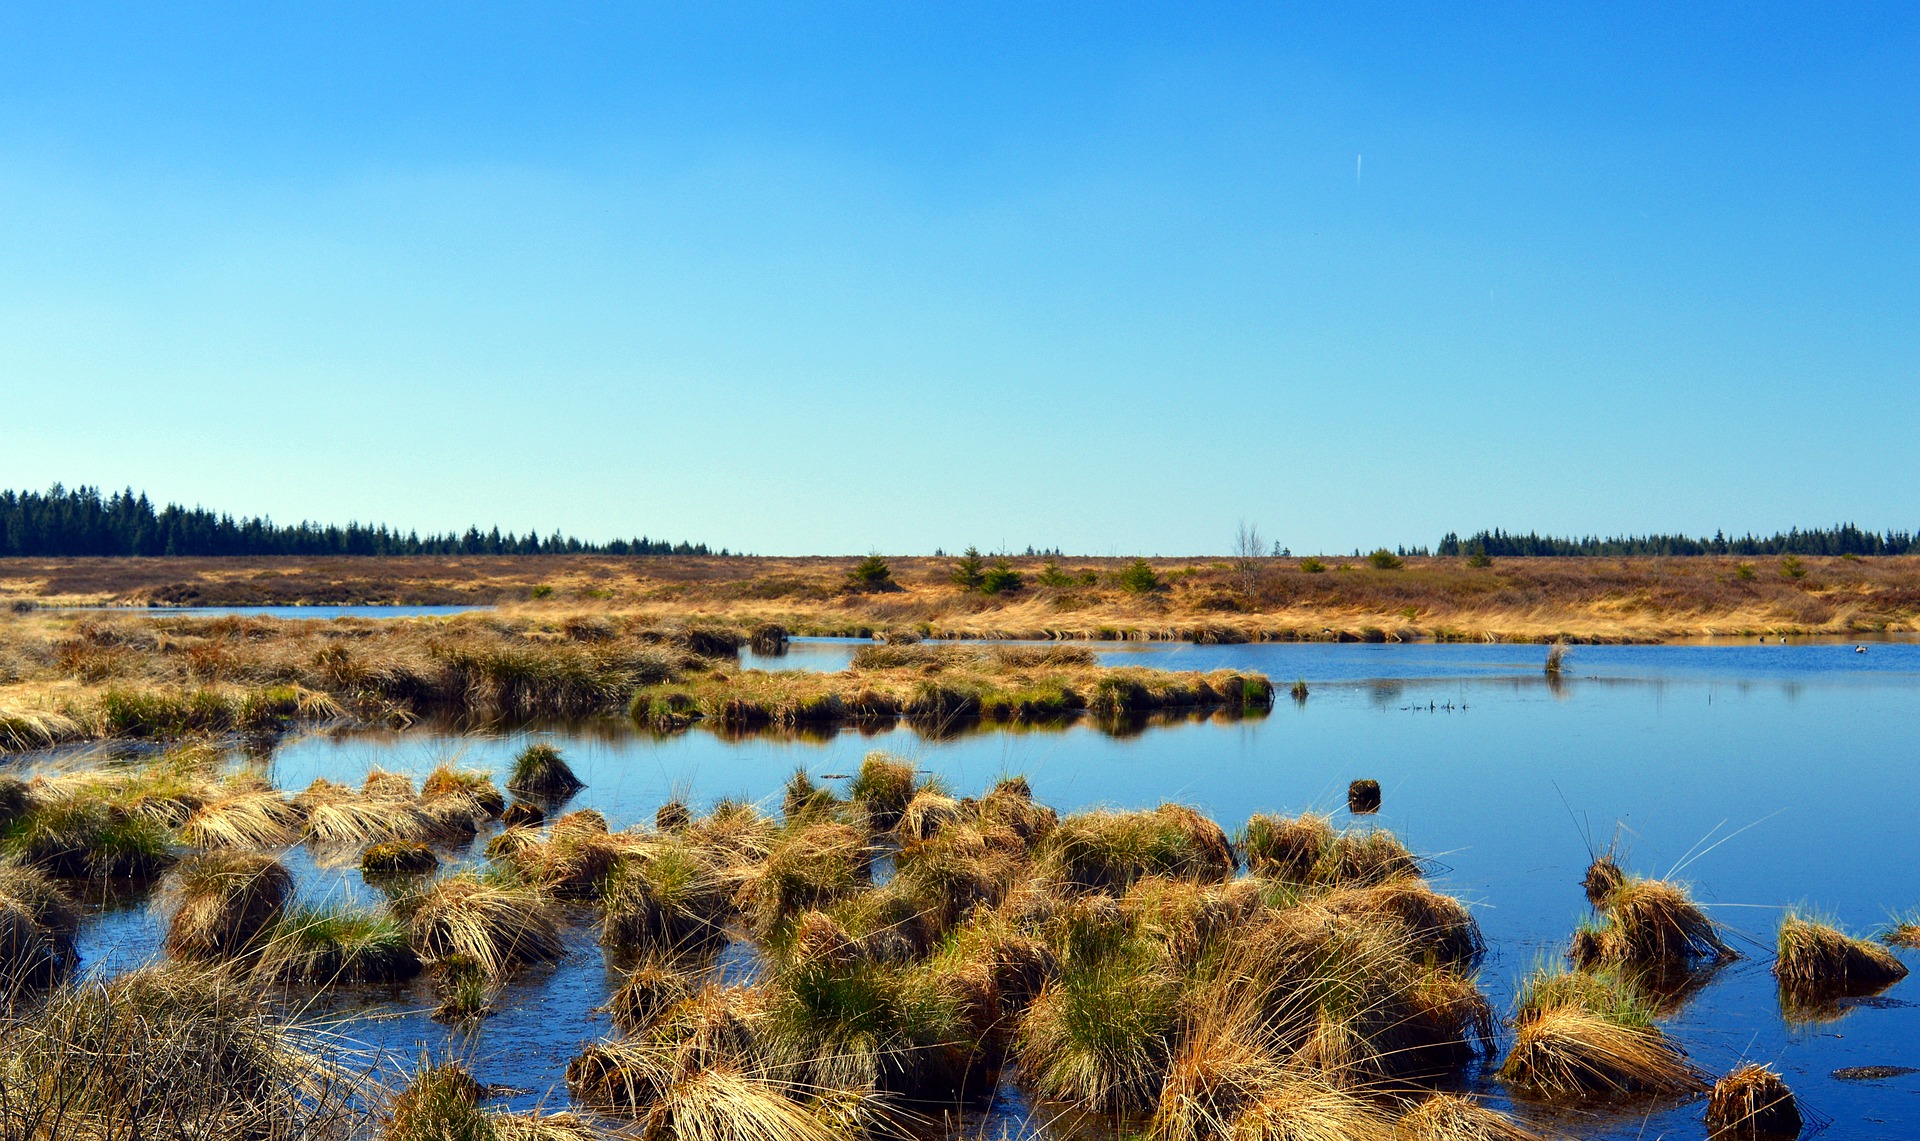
xmin=757 ymin=944 xmax=978 ymax=1102
xmin=1016 ymin=934 xmax=1184 ymax=1114
xmin=298 ymin=778 xmax=433 ymax=847
xmin=1499 ymin=963 xmax=1703 ymax=1101
xmin=601 ymin=840 xmax=735 ymax=956
xmin=1319 ymin=879 xmax=1485 ymax=967
xmin=608 ymin=960 xmax=696 ymax=1035
xmin=1774 ymin=911 xmax=1909 ymax=999
xmin=502 ymin=799 xmax=546 ymax=827
xmin=1705 ymin=1063 xmax=1801 ymax=1140
xmin=159 ymin=851 xmax=294 ymax=961
xmin=396 ymin=871 xmax=566 ymax=979
xmin=1214 ymin=901 xmax=1493 ymax=1084
xmin=655 ymin=798 xmax=693 ymax=832
xmin=507 ymin=743 xmax=585 ymax=798
xmin=421 ymin=763 xmax=507 ymax=818
xmin=1242 ymin=813 xmax=1336 ymax=882
xmin=176 ymin=786 xmax=302 ymax=849
xmin=979 ymin=777 xmax=1058 ymax=845
xmin=1036 ymin=805 xmax=1236 ymax=895
xmin=509 ymin=814 xmax=646 ymax=899
xmin=1571 ymin=875 xmax=1734 ymax=969
xmin=1582 ymin=853 xmax=1626 ymax=906
xmin=362 ymin=767 xmax=416 ymax=799
xmin=740 ymin=821 xmax=873 ymax=938
xmin=0 ymin=959 xmax=362 ymax=1139
xmin=1229 ymin=1080 xmax=1397 ymax=1141
xmin=0 ymin=862 xmax=80 ymax=989
xmin=1391 ymin=1093 xmax=1543 ymax=1141
xmin=256 ymin=903 xmax=422 ymax=986
xmin=1499 ymin=1004 xmax=1705 ymax=1101
xmin=383 ymin=1061 xmax=601 ymax=1141
xmin=897 ymin=788 xmax=964 ymax=843
xmin=846 ymin=752 xmax=919 ymax=832
xmin=361 ymin=839 xmax=440 ymax=876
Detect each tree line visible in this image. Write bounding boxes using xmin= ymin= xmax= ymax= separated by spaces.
xmin=1436 ymin=525 xmax=1919 ymax=558
xmin=0 ymin=486 xmax=721 ymax=558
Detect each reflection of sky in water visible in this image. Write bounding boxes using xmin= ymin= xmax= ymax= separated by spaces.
xmin=54 ymin=649 xmax=1920 ymax=1137
xmin=746 ymin=635 xmax=1920 ymax=685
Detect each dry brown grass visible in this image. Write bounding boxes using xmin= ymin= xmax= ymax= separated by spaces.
xmin=1705 ymin=1063 xmax=1801 ymax=1139
xmin=0 ymin=863 xmax=79 ymax=990
xmin=1391 ymin=1093 xmax=1542 ymax=1140
xmin=395 ymin=872 xmax=566 ymax=979
xmin=10 ymin=551 xmax=1920 ymax=640
xmin=158 ymin=851 xmax=294 ymax=961
xmin=1571 ymin=876 xmax=1734 ymax=968
xmin=1775 ymin=912 xmax=1909 ymax=1000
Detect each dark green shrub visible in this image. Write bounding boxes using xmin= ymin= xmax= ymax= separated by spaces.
xmin=981 ymin=559 xmax=1023 ymax=595
xmin=1368 ymin=549 xmax=1404 ymax=570
xmin=950 ymin=547 xmax=986 ymax=591
xmin=847 ymin=554 xmax=897 ymax=592
xmin=1118 ymin=559 xmax=1161 ymax=594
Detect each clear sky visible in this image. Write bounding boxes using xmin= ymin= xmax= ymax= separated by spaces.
xmin=1 ymin=3 xmax=1914 ymax=555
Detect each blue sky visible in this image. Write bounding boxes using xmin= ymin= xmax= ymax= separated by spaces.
xmin=1 ymin=3 xmax=1913 ymax=555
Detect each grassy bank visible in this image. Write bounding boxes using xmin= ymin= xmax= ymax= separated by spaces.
xmin=632 ymin=643 xmax=1272 ymax=733
xmin=7 ymin=551 xmax=1920 ymax=641
xmin=0 ymin=611 xmax=1271 ymax=751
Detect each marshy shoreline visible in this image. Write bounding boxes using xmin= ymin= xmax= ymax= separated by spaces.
xmin=7 ymin=552 xmax=1920 ymax=643
xmin=0 ymin=609 xmax=1273 ymax=753
xmin=5 ymin=739 xmax=1900 ymax=1141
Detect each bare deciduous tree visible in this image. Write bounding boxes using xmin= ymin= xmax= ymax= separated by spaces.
xmin=1233 ymin=522 xmax=1265 ymax=600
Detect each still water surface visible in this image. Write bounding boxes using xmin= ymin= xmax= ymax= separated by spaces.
xmin=61 ymin=642 xmax=1920 ymax=1138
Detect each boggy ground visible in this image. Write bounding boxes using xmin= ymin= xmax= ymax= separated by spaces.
xmin=6 ymin=552 xmax=1920 ymax=641
xmin=0 ymin=609 xmax=1271 ymax=752
xmin=9 ymin=743 xmax=1883 ymax=1141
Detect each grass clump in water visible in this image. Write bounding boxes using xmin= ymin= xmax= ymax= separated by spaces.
xmin=0 ymin=960 xmax=362 ymax=1138
xmin=159 ymin=851 xmax=293 ymax=962
xmin=1571 ymin=875 xmax=1735 ymax=969
xmin=506 ymin=743 xmax=584 ymax=798
xmin=845 ymin=752 xmax=919 ymax=832
xmin=257 ymin=903 xmax=422 ymax=985
xmin=1391 ymin=1092 xmax=1542 ymax=1140
xmin=0 ymin=862 xmax=80 ymax=989
xmin=0 ymin=790 xmax=179 ymax=880
xmin=1498 ymin=962 xmax=1704 ymax=1101
xmin=1036 ymin=805 xmax=1235 ymax=895
xmin=600 ymin=841 xmax=733 ymax=956
xmin=1705 ymin=1062 xmax=1801 ymax=1140
xmin=1775 ymin=911 xmax=1908 ymax=1003
xmin=396 ymin=871 xmax=566 ymax=980
xmin=363 ymin=840 xmax=439 ymax=877
xmin=421 ymin=764 xmax=507 ymax=819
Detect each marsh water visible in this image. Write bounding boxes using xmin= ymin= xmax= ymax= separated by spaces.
xmin=39 ymin=640 xmax=1920 ymax=1139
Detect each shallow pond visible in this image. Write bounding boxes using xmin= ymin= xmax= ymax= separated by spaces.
xmin=44 ymin=642 xmax=1920 ymax=1138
